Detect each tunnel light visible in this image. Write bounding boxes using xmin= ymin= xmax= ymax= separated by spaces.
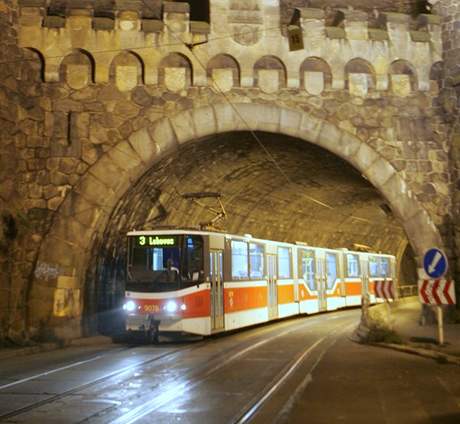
xmin=165 ymin=301 xmax=178 ymax=313
xmin=123 ymin=300 xmax=137 ymax=312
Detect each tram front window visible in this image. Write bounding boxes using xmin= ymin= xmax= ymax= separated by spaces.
xmin=127 ymin=235 xmax=204 ymax=292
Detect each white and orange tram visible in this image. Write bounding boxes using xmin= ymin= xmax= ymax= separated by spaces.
xmin=123 ymin=229 xmax=396 ymax=340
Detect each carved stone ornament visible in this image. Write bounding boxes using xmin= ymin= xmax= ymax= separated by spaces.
xmin=228 ymin=0 xmax=263 ymax=46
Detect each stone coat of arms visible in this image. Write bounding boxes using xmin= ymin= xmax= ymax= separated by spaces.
xmin=228 ymin=0 xmax=263 ymax=46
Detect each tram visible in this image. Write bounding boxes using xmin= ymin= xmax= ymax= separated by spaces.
xmin=123 ymin=229 xmax=396 ymax=340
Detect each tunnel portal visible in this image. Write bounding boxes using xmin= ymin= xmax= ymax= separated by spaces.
xmin=89 ymin=131 xmax=414 ymax=334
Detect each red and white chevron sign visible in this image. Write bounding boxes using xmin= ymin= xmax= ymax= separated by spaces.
xmin=418 ymin=279 xmax=456 ymax=305
xmin=374 ymin=280 xmax=395 ymax=300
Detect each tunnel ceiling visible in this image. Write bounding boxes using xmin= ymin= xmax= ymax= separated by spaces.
xmin=107 ymin=132 xmax=407 ymax=255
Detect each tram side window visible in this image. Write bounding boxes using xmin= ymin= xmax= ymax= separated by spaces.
xmin=249 ymin=243 xmax=264 ymax=279
xmin=278 ymin=247 xmax=291 ymax=279
xmin=380 ymin=257 xmax=390 ymax=277
xmin=326 ymin=253 xmax=337 ymax=289
xmin=299 ymin=249 xmax=316 ymax=290
xmin=232 ymin=240 xmax=248 ymax=279
xmin=183 ymin=236 xmax=204 ymax=281
xmin=369 ymin=256 xmax=379 ymax=277
xmin=347 ymin=254 xmax=360 ymax=278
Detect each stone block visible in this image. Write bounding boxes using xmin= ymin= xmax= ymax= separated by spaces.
xmin=129 ymin=127 xmax=157 ymax=163
xmin=299 ymin=114 xmax=323 ymax=143
xmin=76 ymin=173 xmax=114 ymax=206
xmin=338 ymin=132 xmax=361 ymax=158
xmin=368 ymin=29 xmax=389 ymax=41
xmin=142 ymin=19 xmax=163 ymax=33
xmin=298 ymin=8 xmax=325 ymax=20
xmin=410 ymin=31 xmax=431 ymax=42
xmin=163 ymin=2 xmax=189 ymax=13
xmin=115 ymin=65 xmax=138 ymax=92
xmin=349 ymin=73 xmax=369 ymax=97
xmin=149 ymin=118 xmax=178 ymax=154
xmin=214 ymin=103 xmax=244 ymax=133
xmin=380 ymin=174 xmax=417 ymax=222
xmin=170 ymin=110 xmax=196 ymax=144
xmin=352 ymin=143 xmax=379 ymax=173
xmin=190 ymin=21 xmax=210 ymax=34
xmin=106 ymin=140 xmax=143 ymax=181
xmin=192 ymin=106 xmax=217 ymax=139
xmin=326 ymin=27 xmax=346 ymax=39
xmin=258 ymin=70 xmax=279 ymax=94
xmin=43 ymin=15 xmax=65 ymax=28
xmin=391 ymin=74 xmax=411 ymax=97
xmin=118 ymin=11 xmax=139 ymax=31
xmin=404 ymin=210 xmax=443 ymax=255
xmin=66 ymin=64 xmax=90 ymax=90
xmin=280 ymin=108 xmax=302 ymax=138
xmin=212 ymin=68 xmax=233 ymax=93
xmin=304 ymin=71 xmax=324 ymax=95
xmin=164 ymin=67 xmax=187 ymax=92
xmin=255 ymin=104 xmax=282 ymax=133
xmin=318 ymin=122 xmax=343 ymax=155
xmin=363 ymin=157 xmax=396 ymax=190
xmin=93 ymin=17 xmax=114 ymax=31
xmin=87 ymin=154 xmax=123 ymax=191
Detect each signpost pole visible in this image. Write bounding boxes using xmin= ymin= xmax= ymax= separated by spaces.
xmin=437 ymin=305 xmax=444 ymax=345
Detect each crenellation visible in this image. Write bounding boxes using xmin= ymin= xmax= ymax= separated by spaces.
xmin=92 ymin=16 xmax=115 ymax=31
xmin=340 ymin=9 xmax=369 ymax=41
xmin=117 ymin=10 xmax=141 ymax=32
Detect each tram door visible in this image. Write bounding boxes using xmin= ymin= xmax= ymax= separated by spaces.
xmin=316 ymin=257 xmax=327 ymax=311
xmin=360 ymin=256 xmax=370 ymax=305
xmin=267 ymin=254 xmax=278 ymax=320
xmin=210 ymin=250 xmax=224 ymax=331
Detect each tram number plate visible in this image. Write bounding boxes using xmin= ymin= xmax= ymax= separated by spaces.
xmin=144 ymin=304 xmax=161 ymax=313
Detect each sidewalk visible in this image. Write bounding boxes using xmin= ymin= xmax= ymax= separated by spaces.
xmin=372 ymin=297 xmax=460 ymax=364
xmin=0 ymin=335 xmax=113 ymax=361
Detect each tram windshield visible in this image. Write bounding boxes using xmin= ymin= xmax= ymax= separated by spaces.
xmin=127 ymin=234 xmax=204 ymax=292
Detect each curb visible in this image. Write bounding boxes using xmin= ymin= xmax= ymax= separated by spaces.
xmin=369 ymin=342 xmax=460 ymax=366
xmin=0 ymin=335 xmax=113 ymax=361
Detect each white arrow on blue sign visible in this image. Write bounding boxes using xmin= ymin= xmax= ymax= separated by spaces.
xmin=423 ymin=248 xmax=448 ymax=279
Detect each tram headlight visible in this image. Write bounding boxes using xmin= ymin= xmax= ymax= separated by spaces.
xmin=123 ymin=300 xmax=137 ymax=312
xmin=164 ymin=301 xmax=178 ymax=313
xmin=180 ymin=303 xmax=187 ymax=311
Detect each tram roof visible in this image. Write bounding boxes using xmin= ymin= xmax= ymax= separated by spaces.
xmin=126 ymin=229 xmax=394 ymax=258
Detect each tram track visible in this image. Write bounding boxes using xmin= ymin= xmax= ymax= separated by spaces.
xmin=0 ymin=310 xmax=360 ymax=423
xmin=0 ymin=342 xmax=206 ymax=422
xmin=234 ymin=321 xmax=357 ymax=424
xmin=88 ymin=313 xmax=359 ymax=424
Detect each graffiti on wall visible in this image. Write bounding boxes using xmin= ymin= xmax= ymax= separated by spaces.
xmin=34 ymin=261 xmax=60 ymax=281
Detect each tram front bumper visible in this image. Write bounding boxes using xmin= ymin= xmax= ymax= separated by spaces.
xmin=125 ymin=313 xmax=183 ymax=332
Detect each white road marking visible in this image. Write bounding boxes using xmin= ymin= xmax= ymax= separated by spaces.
xmin=111 ymin=319 xmax=329 ymax=424
xmin=237 ymin=337 xmax=326 ymax=423
xmin=0 ymin=355 xmax=105 ymax=391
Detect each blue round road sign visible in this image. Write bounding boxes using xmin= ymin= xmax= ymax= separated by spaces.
xmin=423 ymin=248 xmax=448 ymax=279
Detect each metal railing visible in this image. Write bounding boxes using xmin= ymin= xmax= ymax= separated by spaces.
xmin=398 ymin=284 xmax=418 ymax=298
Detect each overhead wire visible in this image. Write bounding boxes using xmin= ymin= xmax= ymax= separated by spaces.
xmin=150 ymin=6 xmax=392 ymax=228
xmin=9 ymin=2 xmax=400 ymax=234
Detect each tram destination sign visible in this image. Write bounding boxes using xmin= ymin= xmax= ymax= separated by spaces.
xmin=135 ymin=235 xmax=177 ymax=247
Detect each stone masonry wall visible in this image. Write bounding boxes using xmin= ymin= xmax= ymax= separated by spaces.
xmin=0 ymin=0 xmax=52 ymax=342
xmin=0 ymin=0 xmax=456 ymax=340
xmin=431 ymin=0 xmax=460 ymax=299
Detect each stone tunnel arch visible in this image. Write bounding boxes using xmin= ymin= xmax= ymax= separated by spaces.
xmin=30 ymin=103 xmax=443 ymax=338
